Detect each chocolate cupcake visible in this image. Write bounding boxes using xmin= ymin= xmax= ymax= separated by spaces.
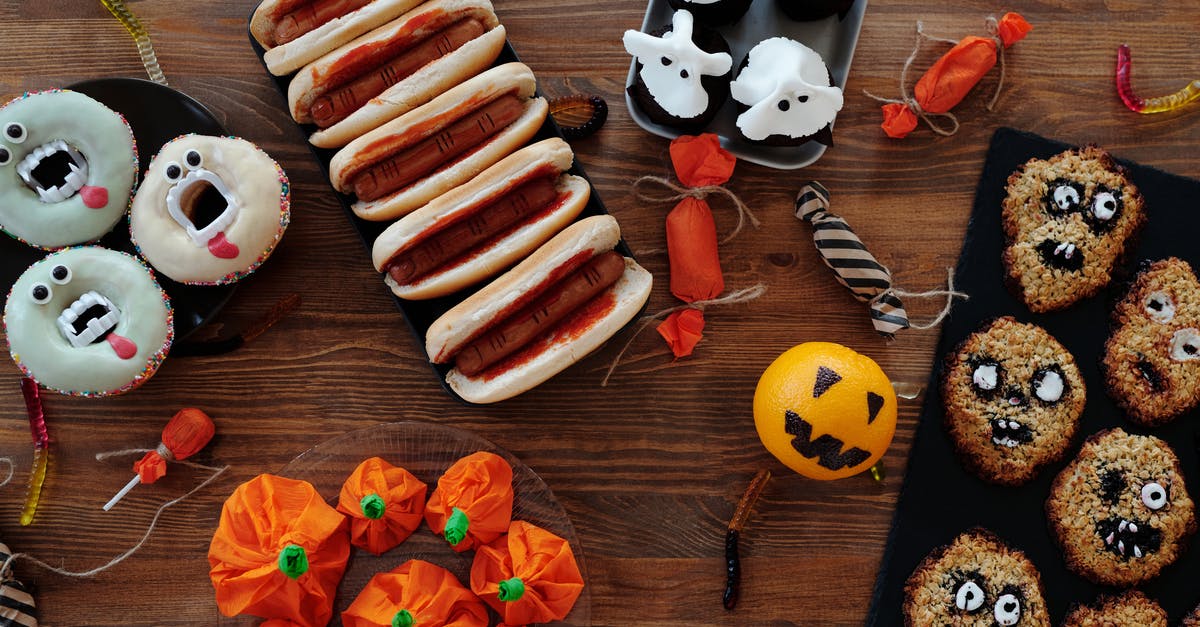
xmin=666 ymin=0 xmax=753 ymax=26
xmin=729 ymin=37 xmax=843 ymax=147
xmin=776 ymin=0 xmax=856 ymax=21
xmin=624 ymin=9 xmax=733 ymax=131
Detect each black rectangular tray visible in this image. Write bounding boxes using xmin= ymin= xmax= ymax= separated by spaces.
xmin=248 ymin=24 xmax=635 ymax=404
xmin=867 ymin=127 xmax=1200 ymax=623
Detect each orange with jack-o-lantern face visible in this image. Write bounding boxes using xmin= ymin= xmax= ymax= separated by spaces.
xmin=753 ymin=342 xmax=897 ymax=480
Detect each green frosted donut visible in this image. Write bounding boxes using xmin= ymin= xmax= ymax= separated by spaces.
xmin=4 ymin=247 xmax=173 ymax=396
xmin=0 ymin=90 xmax=138 ymax=248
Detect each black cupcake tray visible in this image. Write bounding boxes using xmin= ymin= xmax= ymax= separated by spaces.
xmin=866 ymin=128 xmax=1200 ymax=623
xmin=625 ymin=0 xmax=867 ymax=169
xmin=248 ymin=16 xmax=636 ymax=405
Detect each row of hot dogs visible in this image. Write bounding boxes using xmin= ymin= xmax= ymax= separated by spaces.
xmin=251 ymin=0 xmax=653 ymax=403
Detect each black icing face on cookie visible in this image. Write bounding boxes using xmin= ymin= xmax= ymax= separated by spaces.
xmin=903 ymin=529 xmax=1049 ymax=627
xmin=1047 ymin=428 xmax=1197 ymax=587
xmin=1002 ymin=147 xmax=1144 ymax=312
xmin=1103 ymin=258 xmax=1200 ymax=425
xmin=942 ymin=317 xmax=1085 ymax=485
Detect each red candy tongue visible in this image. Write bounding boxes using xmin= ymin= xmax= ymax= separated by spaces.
xmin=80 ymin=186 xmax=108 ymax=209
xmin=207 ymin=232 xmax=240 ymax=259
xmin=106 ymin=333 xmax=137 ymax=360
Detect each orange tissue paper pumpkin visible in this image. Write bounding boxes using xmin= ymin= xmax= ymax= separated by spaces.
xmin=208 ymin=474 xmax=351 ymax=627
xmin=425 ymin=451 xmax=514 ymax=552
xmin=753 ymin=342 xmax=898 ymax=480
xmin=337 ymin=456 xmax=428 ymax=555
xmin=470 ymin=520 xmax=584 ymax=625
xmin=341 ymin=559 xmax=489 ymax=627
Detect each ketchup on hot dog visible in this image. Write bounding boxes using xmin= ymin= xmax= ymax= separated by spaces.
xmin=454 ymin=251 xmax=626 ymax=376
xmin=273 ymin=0 xmax=373 ymax=45
xmin=351 ymin=94 xmax=526 ymax=201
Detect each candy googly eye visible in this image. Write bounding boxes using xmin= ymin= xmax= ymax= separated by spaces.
xmin=1091 ymin=189 xmax=1120 ymax=221
xmin=184 ymin=149 xmax=203 ymax=169
xmin=4 ymin=122 xmax=27 ymax=143
xmin=163 ymin=161 xmax=183 ymax=182
xmin=1144 ymin=291 xmax=1176 ymax=323
xmin=1049 ymin=180 xmax=1082 ymax=214
xmin=50 ymin=264 xmax=71 ymax=285
xmin=30 ymin=283 xmax=51 ymax=304
xmin=1141 ymin=482 xmax=1168 ymax=510
xmin=972 ymin=361 xmax=1000 ymax=392
xmin=1032 ymin=367 xmax=1065 ymax=403
xmin=993 ymin=594 xmax=1022 ymax=626
xmin=1169 ymin=328 xmax=1200 ymax=361
xmin=954 ymin=580 xmax=985 ymax=612
xmin=0 ymin=146 xmax=10 ymax=166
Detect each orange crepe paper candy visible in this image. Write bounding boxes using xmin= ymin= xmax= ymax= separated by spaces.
xmin=656 ymin=307 xmax=705 ymax=358
xmin=209 ymin=474 xmax=351 ymax=627
xmin=337 ymin=457 xmax=427 ymax=555
xmin=877 ymin=13 xmax=1032 ymax=139
xmin=134 ymin=408 xmax=214 ymax=483
xmin=341 ymin=559 xmax=489 ymax=627
xmin=470 ymin=520 xmax=584 ymax=625
xmin=425 ymin=451 xmax=514 ymax=552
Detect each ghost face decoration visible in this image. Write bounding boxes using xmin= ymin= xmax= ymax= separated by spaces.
xmin=623 ymin=9 xmax=732 ymax=121
xmin=131 ymin=135 xmax=290 ymax=285
xmin=0 ymin=90 xmax=137 ymax=248
xmin=942 ymin=317 xmax=1085 ymax=486
xmin=4 ymin=247 xmax=173 ymax=396
xmin=729 ymin=37 xmax=843 ymax=145
xmin=904 ymin=529 xmax=1050 ymax=627
xmin=1002 ymin=147 xmax=1144 ymax=312
xmin=1047 ymin=429 xmax=1196 ymax=586
xmin=1103 ymin=257 xmax=1200 ymax=426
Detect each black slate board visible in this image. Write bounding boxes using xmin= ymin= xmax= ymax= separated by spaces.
xmin=867 ymin=127 xmax=1200 ymax=624
xmin=248 ymin=27 xmax=636 ymax=405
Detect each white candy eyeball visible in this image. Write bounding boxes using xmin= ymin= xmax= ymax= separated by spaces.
xmin=163 ymin=161 xmax=183 ymax=182
xmin=4 ymin=122 xmax=27 ymax=144
xmin=1144 ymin=291 xmax=1176 ymax=323
xmin=30 ymin=283 xmax=51 ymax=305
xmin=1169 ymin=328 xmax=1200 ymax=361
xmin=1091 ymin=190 xmax=1119 ymax=221
xmin=1141 ymin=482 xmax=1168 ymax=510
xmin=1052 ymin=183 xmax=1081 ymax=212
xmin=184 ymin=149 xmax=203 ymax=169
xmin=1032 ymin=368 xmax=1065 ymax=403
xmin=954 ymin=580 xmax=985 ymax=612
xmin=972 ymin=363 xmax=999 ymax=391
xmin=49 ymin=264 xmax=71 ymax=285
xmin=994 ymin=593 xmax=1022 ymax=626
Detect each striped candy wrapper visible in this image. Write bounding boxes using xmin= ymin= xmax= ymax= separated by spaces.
xmin=0 ymin=542 xmax=36 ymax=627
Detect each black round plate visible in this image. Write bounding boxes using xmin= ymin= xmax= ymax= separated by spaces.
xmin=0 ymin=78 xmax=235 ymax=340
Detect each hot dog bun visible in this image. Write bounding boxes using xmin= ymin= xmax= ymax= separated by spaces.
xmin=251 ymin=0 xmax=425 ymax=76
xmin=287 ymin=0 xmax=506 ymax=148
xmin=426 ymin=215 xmax=653 ymax=404
xmin=372 ymin=137 xmax=589 ymax=300
xmin=330 ymin=62 xmax=548 ymax=221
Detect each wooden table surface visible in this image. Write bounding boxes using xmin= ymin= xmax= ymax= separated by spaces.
xmin=1 ymin=1 xmax=1198 ymax=625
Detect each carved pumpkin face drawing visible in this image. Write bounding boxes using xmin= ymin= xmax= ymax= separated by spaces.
xmin=753 ymin=342 xmax=897 ymax=480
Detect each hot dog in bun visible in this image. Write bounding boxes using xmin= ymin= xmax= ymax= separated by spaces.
xmin=425 ymin=214 xmax=653 ymax=404
xmin=287 ymin=0 xmax=507 ymax=148
xmin=330 ymin=62 xmax=548 ymax=220
xmin=371 ymin=137 xmax=589 ymax=300
xmin=251 ymin=0 xmax=425 ymax=76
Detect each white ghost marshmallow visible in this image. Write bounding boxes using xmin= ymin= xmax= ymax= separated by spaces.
xmin=730 ymin=38 xmax=844 ymax=141
xmin=623 ymin=10 xmax=732 ymax=119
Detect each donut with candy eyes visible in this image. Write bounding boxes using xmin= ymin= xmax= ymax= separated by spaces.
xmin=4 ymin=247 xmax=173 ymax=396
xmin=130 ymin=134 xmax=290 ymax=285
xmin=0 ymin=90 xmax=137 ymax=248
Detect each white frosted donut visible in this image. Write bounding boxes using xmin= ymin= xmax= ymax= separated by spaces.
xmin=5 ymin=247 xmax=173 ymax=396
xmin=0 ymin=90 xmax=138 ymax=249
xmin=130 ymin=135 xmax=290 ymax=285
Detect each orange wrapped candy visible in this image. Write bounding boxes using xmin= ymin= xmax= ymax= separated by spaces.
xmin=425 ymin=451 xmax=514 ymax=552
xmin=341 ymin=559 xmax=489 ymax=627
xmin=209 ymin=474 xmax=351 ymax=627
xmin=337 ymin=457 xmax=427 ymax=555
xmin=134 ymin=407 xmax=214 ymax=483
xmin=470 ymin=520 xmax=584 ymax=625
xmin=878 ymin=13 xmax=1032 ymax=139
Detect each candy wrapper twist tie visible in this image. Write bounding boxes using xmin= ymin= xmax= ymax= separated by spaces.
xmin=796 ymin=182 xmax=966 ymax=337
xmin=633 ymin=176 xmax=760 ymax=250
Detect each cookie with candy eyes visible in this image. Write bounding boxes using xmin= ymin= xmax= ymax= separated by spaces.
xmin=1002 ymin=146 xmax=1145 ymax=313
xmin=623 ymin=9 xmax=733 ymax=131
xmin=941 ymin=317 xmax=1085 ymax=486
xmin=1102 ymin=257 xmax=1200 ymax=426
xmin=4 ymin=247 xmax=173 ymax=396
xmin=1062 ymin=591 xmax=1168 ymax=627
xmin=1184 ymin=602 xmax=1200 ymax=627
xmin=903 ymin=528 xmax=1050 ymax=627
xmin=729 ymin=37 xmax=843 ymax=147
xmin=130 ymin=134 xmax=290 ymax=285
xmin=0 ymin=90 xmax=137 ymax=249
xmin=1046 ymin=428 xmax=1196 ymax=586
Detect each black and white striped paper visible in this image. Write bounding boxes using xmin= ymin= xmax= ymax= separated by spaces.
xmin=0 ymin=541 xmax=37 ymax=627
